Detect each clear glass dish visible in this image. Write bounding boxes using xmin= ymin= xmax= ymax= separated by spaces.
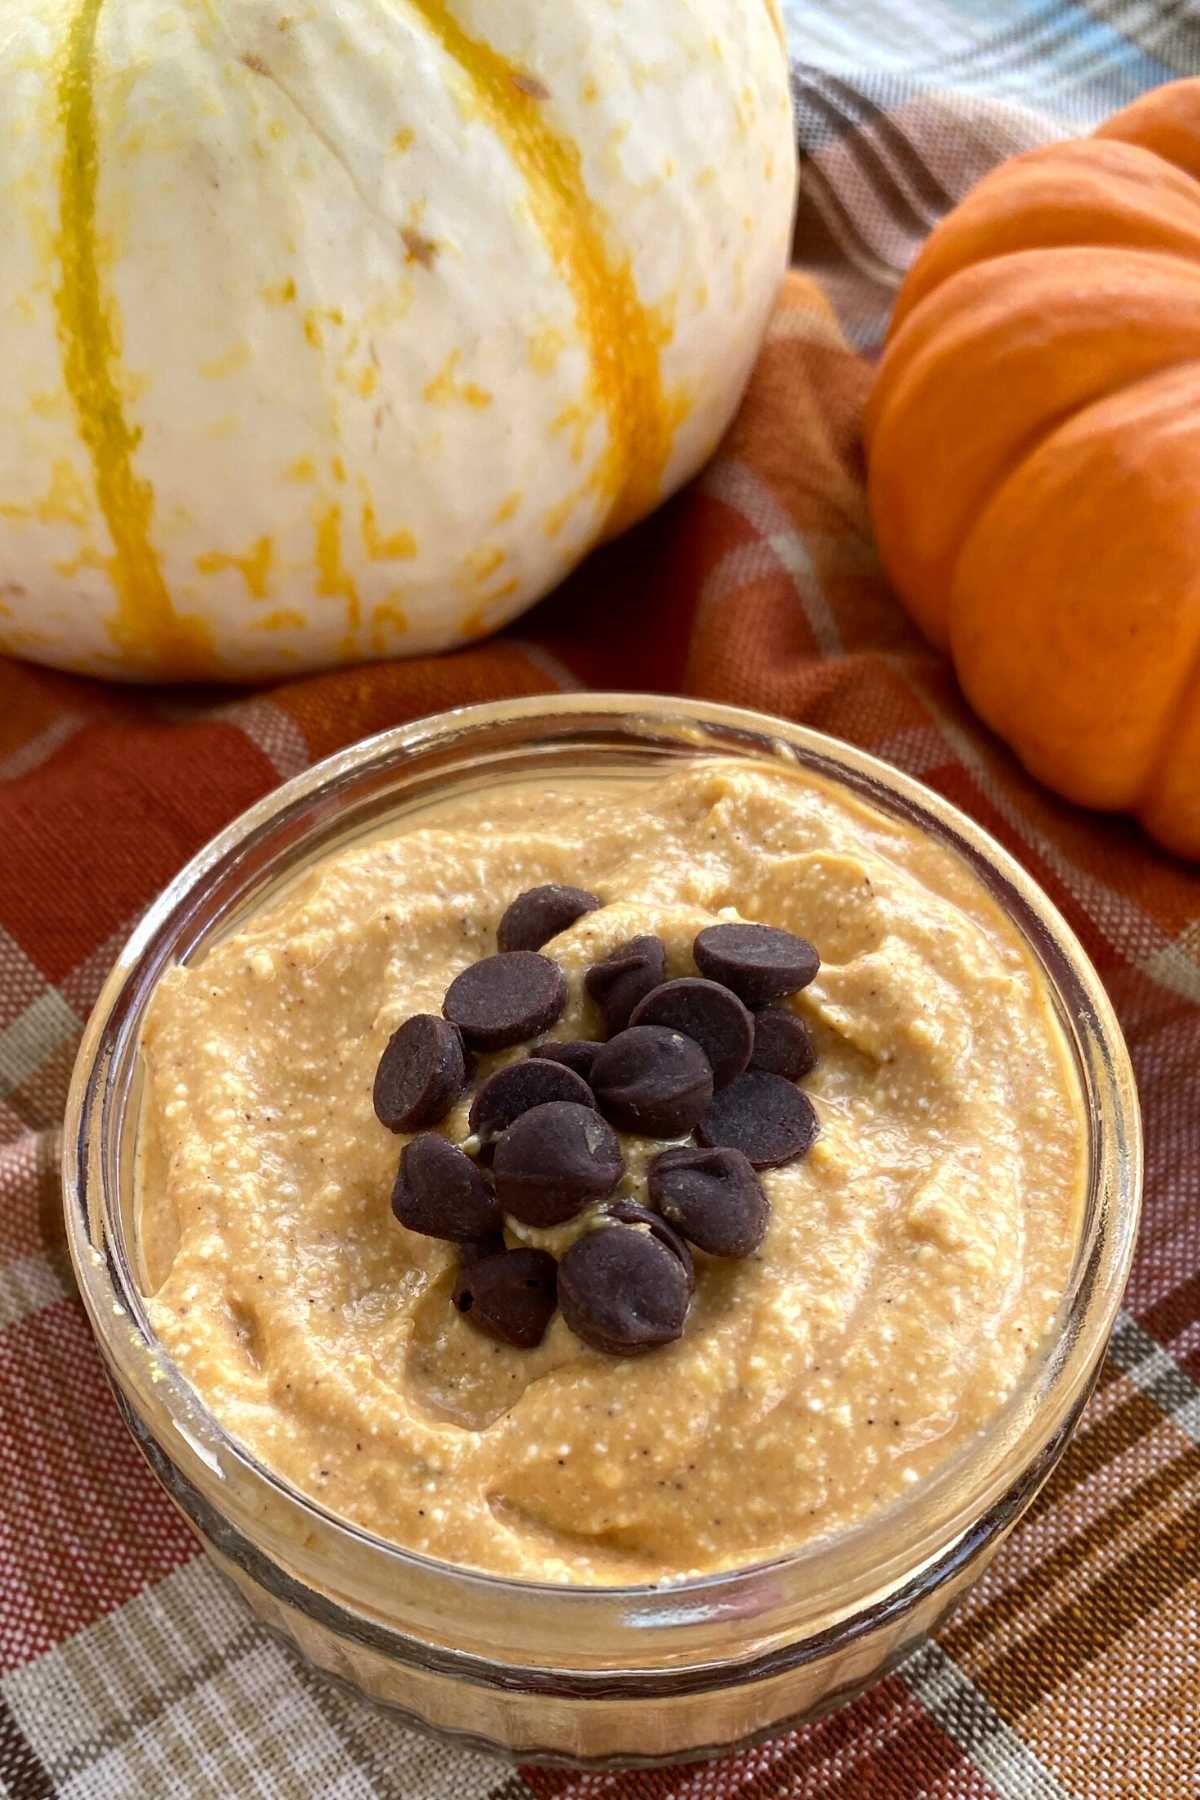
xmin=63 ymin=695 xmax=1142 ymax=1767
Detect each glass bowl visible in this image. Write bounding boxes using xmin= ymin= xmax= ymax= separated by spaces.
xmin=63 ymin=695 xmax=1141 ymax=1767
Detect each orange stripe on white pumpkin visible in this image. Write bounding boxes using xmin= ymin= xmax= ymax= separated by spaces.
xmin=314 ymin=503 xmax=362 ymax=656
xmin=195 ymin=537 xmax=274 ymax=602
xmin=761 ymin=0 xmax=786 ymax=52
xmin=400 ymin=0 xmax=679 ymax=534
xmin=56 ymin=0 xmax=217 ymax=679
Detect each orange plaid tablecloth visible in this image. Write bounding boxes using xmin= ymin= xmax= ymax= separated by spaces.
xmin=2 ymin=31 xmax=1199 ymax=1800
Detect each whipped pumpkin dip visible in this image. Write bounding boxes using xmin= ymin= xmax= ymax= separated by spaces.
xmin=137 ymin=759 xmax=1085 ymax=1585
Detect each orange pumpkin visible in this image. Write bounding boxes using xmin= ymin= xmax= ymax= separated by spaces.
xmin=865 ymin=78 xmax=1200 ymax=859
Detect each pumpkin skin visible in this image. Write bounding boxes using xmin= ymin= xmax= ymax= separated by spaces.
xmin=866 ymin=79 xmax=1200 ymax=859
xmin=0 ymin=0 xmax=794 ymax=682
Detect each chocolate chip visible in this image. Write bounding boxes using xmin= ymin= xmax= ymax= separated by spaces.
xmin=693 ymin=923 xmax=820 ymax=1007
xmin=493 ymin=1101 xmax=622 ymax=1227
xmin=453 ymin=1248 xmax=558 ymax=1349
xmin=373 ymin=1015 xmax=467 ymax=1133
xmin=648 ymin=1146 xmax=769 ymax=1257
xmin=605 ymin=1200 xmax=695 ymax=1294
xmin=697 ymin=1071 xmax=819 ymax=1169
xmin=459 ymin=1232 xmax=506 ymax=1266
xmin=391 ymin=1133 xmax=501 ymax=1241
xmin=584 ymin=935 xmax=666 ymax=1036
xmin=750 ymin=1008 xmax=817 ymax=1080
xmin=559 ymin=1222 xmax=691 ymax=1356
xmin=443 ymin=951 xmax=567 ymax=1051
xmin=469 ymin=1058 xmax=595 ymax=1142
xmin=590 ymin=1025 xmax=713 ymax=1138
xmin=529 ymin=1040 xmax=600 ymax=1082
xmin=498 ymin=884 xmax=601 ymax=953
xmin=630 ymin=977 xmax=753 ymax=1088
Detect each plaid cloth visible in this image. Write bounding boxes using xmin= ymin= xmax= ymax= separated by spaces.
xmin=2 ymin=2 xmax=1198 ymax=1794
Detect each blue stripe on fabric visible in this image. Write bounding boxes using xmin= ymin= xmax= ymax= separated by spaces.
xmin=968 ymin=0 xmax=1174 ymax=97
xmin=783 ymin=0 xmax=1177 ymax=127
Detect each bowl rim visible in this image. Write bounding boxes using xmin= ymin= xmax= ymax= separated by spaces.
xmin=63 ymin=692 xmax=1143 ymax=1623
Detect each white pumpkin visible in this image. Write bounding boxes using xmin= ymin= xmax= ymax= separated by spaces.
xmin=0 ymin=0 xmax=794 ymax=681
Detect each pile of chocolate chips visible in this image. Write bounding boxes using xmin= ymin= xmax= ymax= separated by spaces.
xmin=373 ymin=884 xmax=821 ymax=1358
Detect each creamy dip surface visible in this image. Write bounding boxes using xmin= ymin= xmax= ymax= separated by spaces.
xmin=138 ymin=758 xmax=1086 ymax=1584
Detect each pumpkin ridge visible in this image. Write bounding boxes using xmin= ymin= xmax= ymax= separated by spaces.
xmin=947 ymin=352 xmax=1200 ymax=617
xmin=1088 ymin=141 xmax=1200 ymax=210
xmin=1100 ymin=78 xmax=1200 ymax=184
xmin=1137 ymin=617 xmax=1200 ymax=822
xmin=947 ymin=357 xmax=1200 ymax=811
xmin=397 ymin=0 xmax=674 ymax=533
xmin=55 ymin=0 xmax=216 ymax=680
xmin=869 ymin=245 xmax=1200 ymax=636
xmin=886 ymin=152 xmax=1200 ymax=341
xmin=1109 ymin=135 xmax=1200 ymax=201
xmin=876 ymin=248 xmax=1200 ymax=435
xmin=937 ymin=357 xmax=1200 ymax=637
